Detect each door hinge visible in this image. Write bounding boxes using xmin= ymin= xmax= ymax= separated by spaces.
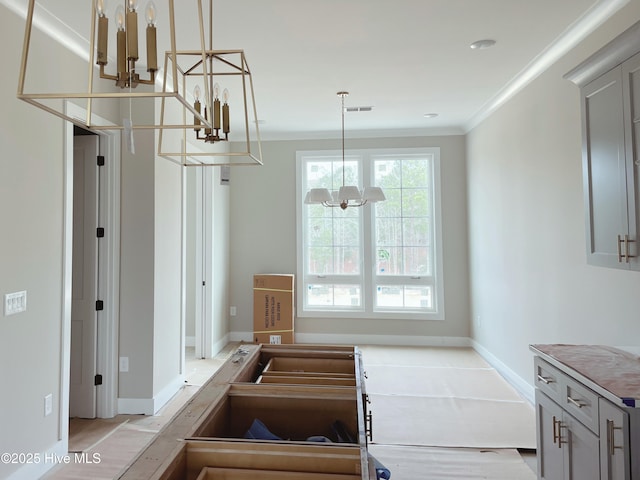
xmin=97 ymin=227 xmax=105 ymax=238
xmin=96 ymin=300 xmax=104 ymax=311
xmin=94 ymin=374 xmax=103 ymax=386
xmin=97 ymin=155 xmax=105 ymax=167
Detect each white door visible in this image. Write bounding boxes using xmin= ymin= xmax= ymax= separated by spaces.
xmin=69 ymin=134 xmax=100 ymax=419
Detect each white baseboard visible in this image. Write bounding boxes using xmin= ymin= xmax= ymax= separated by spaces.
xmin=230 ymin=330 xmax=471 ymax=347
xmin=294 ymin=332 xmax=472 ymax=347
xmin=5 ymin=440 xmax=67 ymax=480
xmin=230 ymin=331 xmax=254 ymax=343
xmin=471 ymin=340 xmax=535 ymax=405
xmin=212 ymin=334 xmax=231 ymax=356
xmin=118 ymin=375 xmax=185 ymax=415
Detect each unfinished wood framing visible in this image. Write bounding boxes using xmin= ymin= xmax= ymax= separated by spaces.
xmin=117 ymin=344 xmax=373 ymax=480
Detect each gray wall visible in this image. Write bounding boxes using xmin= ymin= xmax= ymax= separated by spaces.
xmin=118 ymin=112 xmax=183 ymax=411
xmin=467 ymin=2 xmax=640 ymax=392
xmin=0 ymin=10 xmax=66 ymax=477
xmin=0 ymin=5 xmax=121 ymax=477
xmin=0 ymin=7 xmax=185 ymax=477
xmin=229 ymin=135 xmax=470 ymax=342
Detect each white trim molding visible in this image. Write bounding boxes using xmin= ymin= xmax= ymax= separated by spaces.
xmin=472 ymin=340 xmax=535 ymax=405
xmin=465 ymin=0 xmax=630 ymax=132
xmin=118 ymin=375 xmax=185 ymax=415
xmin=5 ymin=441 xmax=67 ymax=480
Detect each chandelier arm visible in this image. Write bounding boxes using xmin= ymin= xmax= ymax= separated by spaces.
xmin=99 ymin=65 xmax=119 ymax=82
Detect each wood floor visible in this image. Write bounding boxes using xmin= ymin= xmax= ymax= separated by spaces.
xmin=42 ymin=344 xmax=537 ymax=479
xmin=43 ymin=344 xmax=239 ymax=480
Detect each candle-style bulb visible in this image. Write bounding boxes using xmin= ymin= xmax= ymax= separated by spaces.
xmin=213 ymin=83 xmax=220 ymax=100
xmin=193 ymin=85 xmax=201 ymax=102
xmin=222 ymin=88 xmax=229 ymax=104
xmin=96 ymin=0 xmax=107 ymax=17
xmin=115 ymin=5 xmax=125 ymax=30
xmin=96 ymin=0 xmax=109 ymax=66
xmin=128 ymin=0 xmax=138 ymax=12
xmin=145 ymin=1 xmax=156 ymax=26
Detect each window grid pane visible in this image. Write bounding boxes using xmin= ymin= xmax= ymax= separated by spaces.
xmin=374 ymin=156 xmax=434 ymax=279
xmin=307 ymin=284 xmax=361 ymax=308
xmin=299 ymin=149 xmax=441 ymax=317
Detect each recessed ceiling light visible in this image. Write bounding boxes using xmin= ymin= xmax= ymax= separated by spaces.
xmin=470 ymin=39 xmax=496 ymax=50
xmin=423 ymin=113 xmax=438 ymax=119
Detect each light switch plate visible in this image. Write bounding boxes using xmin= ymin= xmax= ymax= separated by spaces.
xmin=119 ymin=357 xmax=129 ymax=373
xmin=4 ymin=291 xmax=27 ymax=316
xmin=44 ymin=394 xmax=53 ymax=417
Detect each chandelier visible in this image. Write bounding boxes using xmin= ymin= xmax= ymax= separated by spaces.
xmin=304 ymin=92 xmax=385 ymax=209
xmin=17 ymin=0 xmax=262 ymax=166
xmin=156 ymin=3 xmax=262 ymax=165
xmin=95 ymin=0 xmax=158 ymax=89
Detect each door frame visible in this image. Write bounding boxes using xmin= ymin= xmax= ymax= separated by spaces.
xmin=193 ymin=166 xmax=215 ymax=359
xmin=61 ymin=102 xmax=120 ymax=434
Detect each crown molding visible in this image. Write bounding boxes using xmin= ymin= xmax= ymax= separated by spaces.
xmin=464 ymin=0 xmax=630 ymax=133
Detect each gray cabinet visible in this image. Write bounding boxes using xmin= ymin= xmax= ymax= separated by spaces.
xmin=580 ymin=53 xmax=640 ymax=269
xmin=566 ymin=22 xmax=640 ymax=270
xmin=532 ymin=346 xmax=640 ymax=480
xmin=535 ymin=359 xmax=601 ymax=480
xmin=599 ymin=398 xmax=631 ymax=480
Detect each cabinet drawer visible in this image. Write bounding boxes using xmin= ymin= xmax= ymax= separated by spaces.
xmin=534 ymin=357 xmax=562 ymax=402
xmin=562 ymin=376 xmax=599 ymax=434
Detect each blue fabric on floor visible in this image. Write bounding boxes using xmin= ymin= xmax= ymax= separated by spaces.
xmin=243 ymin=419 xmax=281 ymax=441
xmin=306 ymin=436 xmax=333 ymax=443
xmin=370 ymin=454 xmax=391 ymax=480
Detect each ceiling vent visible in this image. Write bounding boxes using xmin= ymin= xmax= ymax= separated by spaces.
xmin=345 ymin=106 xmax=374 ymax=112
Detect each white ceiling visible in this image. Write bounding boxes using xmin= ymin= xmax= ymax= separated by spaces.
xmin=5 ymin=0 xmax=628 ymax=140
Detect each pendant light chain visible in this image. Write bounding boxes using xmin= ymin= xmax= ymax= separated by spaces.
xmin=303 ymin=91 xmax=386 ymax=208
xmin=341 ymin=92 xmax=346 ymax=188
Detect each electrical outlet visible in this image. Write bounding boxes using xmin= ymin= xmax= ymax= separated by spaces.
xmin=4 ymin=291 xmax=27 ymax=316
xmin=44 ymin=394 xmax=53 ymax=417
xmin=119 ymin=357 xmax=129 ymax=372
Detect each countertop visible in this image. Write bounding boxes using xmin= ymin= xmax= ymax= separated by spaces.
xmin=530 ymin=344 xmax=640 ymax=408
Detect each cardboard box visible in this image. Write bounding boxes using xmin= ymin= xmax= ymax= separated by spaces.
xmin=253 ymin=274 xmax=294 ymax=344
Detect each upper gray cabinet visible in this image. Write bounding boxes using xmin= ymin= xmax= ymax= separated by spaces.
xmin=566 ymin=21 xmax=640 ymax=270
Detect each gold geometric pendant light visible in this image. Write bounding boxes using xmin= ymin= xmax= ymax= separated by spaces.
xmin=16 ymin=0 xmax=262 ymax=167
xmin=156 ymin=0 xmax=262 ymax=166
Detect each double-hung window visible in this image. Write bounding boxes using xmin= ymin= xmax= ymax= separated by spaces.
xmin=296 ymin=147 xmax=444 ymax=320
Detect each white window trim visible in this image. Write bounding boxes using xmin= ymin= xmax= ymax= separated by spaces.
xmin=296 ymin=147 xmax=444 ymax=321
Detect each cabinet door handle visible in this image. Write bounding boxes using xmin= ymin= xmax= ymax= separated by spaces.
xmin=618 ymin=235 xmax=624 ymax=263
xmin=567 ymin=396 xmax=585 ymax=409
xmin=552 ymin=416 xmax=565 ymax=448
xmin=607 ymin=419 xmax=624 ymax=456
xmin=366 ymin=412 xmax=374 ymax=442
xmin=618 ymin=235 xmax=636 ymax=263
xmin=625 ymin=235 xmax=636 ymax=262
xmin=537 ymin=374 xmax=553 ymax=385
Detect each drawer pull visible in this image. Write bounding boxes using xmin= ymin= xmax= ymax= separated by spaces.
xmin=607 ymin=419 xmax=624 ymax=456
xmin=537 ymin=374 xmax=554 ymax=385
xmin=567 ymin=396 xmax=585 ymax=409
